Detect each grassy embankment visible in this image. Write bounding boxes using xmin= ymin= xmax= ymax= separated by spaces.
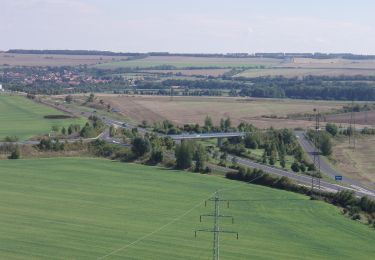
xmin=0 ymin=157 xmax=374 ymax=259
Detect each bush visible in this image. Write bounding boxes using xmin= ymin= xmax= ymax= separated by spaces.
xmin=291 ymin=162 xmax=300 ymax=172
xmin=4 ymin=136 xmax=19 ymax=142
xmin=175 ymin=141 xmax=194 ymax=169
xmin=326 ymin=123 xmax=338 ymax=136
xmin=150 ymin=149 xmax=163 ymax=164
xmin=333 ymin=190 xmax=357 ymax=208
xmin=205 ymin=166 xmax=212 ymax=173
xmin=38 ymin=138 xmax=64 ymax=151
xmin=8 ymin=146 xmax=20 ymax=159
xmin=131 ymin=137 xmax=151 ymax=157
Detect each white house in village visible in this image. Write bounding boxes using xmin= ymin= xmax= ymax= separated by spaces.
xmin=0 ymin=84 xmax=3 ymax=92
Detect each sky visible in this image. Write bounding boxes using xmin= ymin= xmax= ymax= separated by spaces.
xmin=1 ymin=0 xmax=375 ymax=54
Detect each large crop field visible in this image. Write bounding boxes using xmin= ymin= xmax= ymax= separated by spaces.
xmin=235 ymin=68 xmax=375 ymax=78
xmin=0 ymin=53 xmax=127 ymax=67
xmin=0 ymin=94 xmax=85 ymax=140
xmin=96 ymin=56 xmax=282 ymax=69
xmin=0 ymin=158 xmax=374 ymax=259
xmin=98 ymin=95 xmax=347 ymax=128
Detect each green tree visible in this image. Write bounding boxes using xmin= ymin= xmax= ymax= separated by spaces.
xmin=8 ymin=146 xmax=20 ymax=159
xmin=109 ymin=125 xmax=116 ymax=137
xmin=269 ymin=143 xmax=277 ymax=165
xmin=244 ymin=133 xmax=258 ymax=149
xmin=262 ymin=150 xmax=267 ymax=163
xmin=204 ymin=116 xmax=213 ymax=131
xmin=65 ymin=95 xmax=73 ymax=103
xmin=193 ymin=144 xmax=206 ymax=172
xmin=224 ymin=117 xmax=231 ymax=132
xmin=150 ymin=147 xmax=163 ymax=164
xmin=280 ymin=156 xmax=286 ymax=168
xmin=291 ymin=162 xmax=300 ymax=172
xmin=51 ymin=125 xmax=60 ymax=133
xmin=326 ymin=123 xmax=338 ymax=136
xmin=131 ymin=137 xmax=151 ymax=157
xmin=231 ymin=156 xmax=238 ymax=166
xmin=68 ymin=125 xmax=73 ymax=135
xmin=269 ymin=149 xmax=277 ymax=165
xmin=320 ymin=134 xmax=333 ymax=156
xmin=175 ymin=141 xmax=193 ymax=169
xmin=220 ymin=118 xmax=225 ymax=131
xmin=87 ymin=93 xmax=95 ymax=102
xmin=61 ymin=127 xmax=66 ymax=135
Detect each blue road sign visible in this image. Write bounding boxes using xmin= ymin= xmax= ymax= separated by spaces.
xmin=335 ymin=176 xmax=343 ymax=181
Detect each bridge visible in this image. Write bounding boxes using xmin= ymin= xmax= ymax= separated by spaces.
xmin=168 ymin=132 xmax=246 ymax=146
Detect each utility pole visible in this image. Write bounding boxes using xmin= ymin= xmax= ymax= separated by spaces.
xmin=349 ymin=100 xmax=356 ymax=150
xmin=195 ymin=191 xmax=238 ymax=260
xmin=195 ymin=192 xmax=306 ymax=259
xmin=312 ymin=108 xmax=321 ymax=197
xmin=170 ymin=87 xmax=174 ymax=101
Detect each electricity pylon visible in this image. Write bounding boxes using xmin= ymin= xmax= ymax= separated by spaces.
xmin=312 ymin=108 xmax=321 ymax=196
xmin=194 ymin=191 xmax=238 ymax=260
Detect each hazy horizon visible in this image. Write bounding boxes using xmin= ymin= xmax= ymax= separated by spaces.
xmin=2 ymin=0 xmax=375 ymax=54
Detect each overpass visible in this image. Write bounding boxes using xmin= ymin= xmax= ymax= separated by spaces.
xmin=168 ymin=132 xmax=246 ymax=146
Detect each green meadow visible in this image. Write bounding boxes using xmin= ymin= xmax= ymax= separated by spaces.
xmin=0 ymin=158 xmax=373 ymax=259
xmin=0 ymin=94 xmax=85 ymax=140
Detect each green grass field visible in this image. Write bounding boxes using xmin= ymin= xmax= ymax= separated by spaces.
xmin=0 ymin=95 xmax=85 ymax=140
xmin=0 ymin=158 xmax=374 ymax=259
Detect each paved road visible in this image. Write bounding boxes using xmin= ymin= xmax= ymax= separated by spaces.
xmin=229 ymin=155 xmax=375 ymax=199
xmin=32 ymin=100 xmax=375 ymax=198
xmin=295 ymin=131 xmax=374 ymax=193
xmin=169 ymin=132 xmax=246 ymax=140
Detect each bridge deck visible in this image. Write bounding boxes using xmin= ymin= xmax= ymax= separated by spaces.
xmin=168 ymin=132 xmax=246 ymax=140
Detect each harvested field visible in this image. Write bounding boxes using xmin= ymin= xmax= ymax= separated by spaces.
xmin=0 ymin=53 xmax=128 ymax=67
xmin=235 ymin=68 xmax=375 ymax=78
xmin=96 ymin=56 xmax=282 ymax=69
xmin=97 ymin=95 xmax=346 ymax=129
xmin=323 ymin=110 xmax=375 ymax=126
xmin=332 ymin=135 xmax=375 ymax=189
xmin=286 ymin=58 xmax=375 ymax=69
xmin=144 ymin=68 xmax=231 ymax=76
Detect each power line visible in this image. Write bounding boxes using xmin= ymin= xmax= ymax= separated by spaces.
xmin=312 ymin=108 xmax=321 ymax=197
xmin=195 ymin=191 xmax=308 ymax=260
xmin=98 ymin=175 xmax=264 ymax=259
xmin=194 ymin=191 xmax=238 ymax=260
xmin=349 ymin=99 xmax=356 ymax=150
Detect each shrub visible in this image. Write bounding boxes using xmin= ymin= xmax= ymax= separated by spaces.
xmin=8 ymin=146 xmax=20 ymax=159
xmin=131 ymin=137 xmax=151 ymax=157
xmin=291 ymin=162 xmax=300 ymax=172
xmin=4 ymin=136 xmax=19 ymax=142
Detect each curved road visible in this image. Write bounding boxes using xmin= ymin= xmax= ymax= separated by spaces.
xmin=33 ymin=99 xmax=375 ymax=198
xmin=230 ymin=155 xmax=375 ymax=199
xmin=295 ymin=131 xmax=374 ymax=195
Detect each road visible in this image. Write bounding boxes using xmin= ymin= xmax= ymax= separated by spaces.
xmin=295 ymin=131 xmax=374 ymax=194
xmin=27 ymin=99 xmax=375 ymax=198
xmin=169 ymin=132 xmax=246 ymax=140
xmin=229 ymin=155 xmax=375 ymax=199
